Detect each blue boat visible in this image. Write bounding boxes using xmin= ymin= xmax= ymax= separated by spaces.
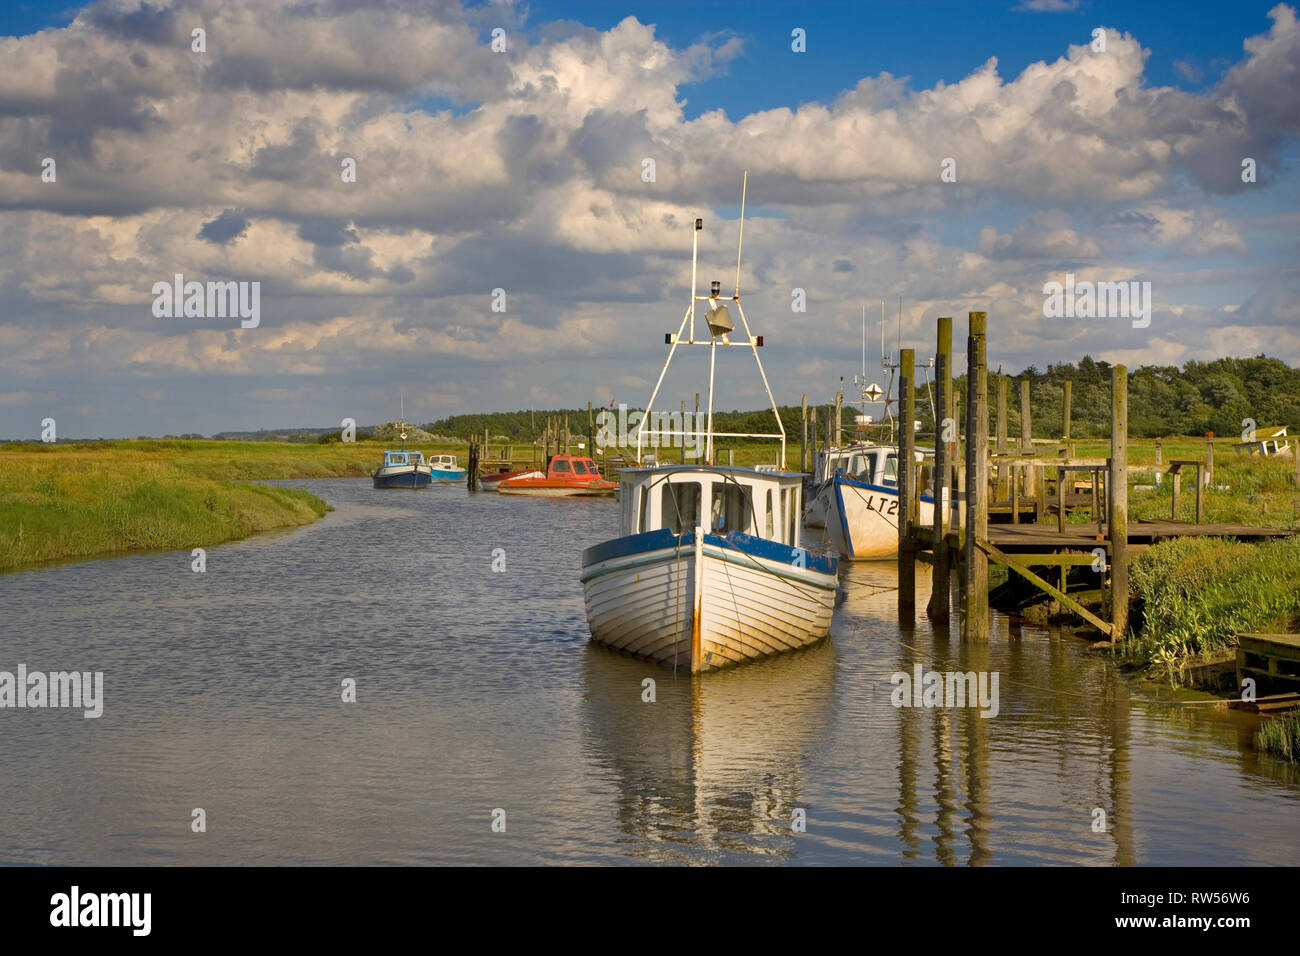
xmin=427 ymin=453 xmax=468 ymax=482
xmin=372 ymin=450 xmax=433 ymax=488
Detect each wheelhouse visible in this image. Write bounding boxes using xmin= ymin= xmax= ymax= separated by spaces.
xmin=382 ymin=451 xmax=425 ymax=467
xmin=429 ymin=454 xmax=459 ymax=470
xmin=618 ymin=465 xmax=806 ymax=547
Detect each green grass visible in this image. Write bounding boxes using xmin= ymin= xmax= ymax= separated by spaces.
xmin=0 ymin=439 xmax=420 ymax=572
xmin=1125 ymin=535 xmax=1300 ymax=676
xmin=1255 ymin=713 xmax=1300 ymax=762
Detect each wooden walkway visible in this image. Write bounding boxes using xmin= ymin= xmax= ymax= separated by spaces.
xmin=983 ymin=520 xmax=1293 ymax=553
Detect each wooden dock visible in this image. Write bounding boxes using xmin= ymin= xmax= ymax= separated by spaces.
xmin=1237 ymin=633 xmax=1300 ymax=693
xmin=898 ymin=313 xmax=1296 ymax=641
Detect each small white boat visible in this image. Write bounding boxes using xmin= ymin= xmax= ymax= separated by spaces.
xmin=803 ymin=442 xmax=880 ymax=527
xmin=581 ymin=175 xmax=837 ymax=673
xmin=427 ymin=454 xmax=467 ymax=482
xmin=823 ymin=445 xmax=943 ymax=560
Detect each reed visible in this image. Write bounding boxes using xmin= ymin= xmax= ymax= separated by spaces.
xmin=1255 ymin=713 xmax=1300 ymax=762
xmin=1126 ymin=535 xmax=1300 ymax=672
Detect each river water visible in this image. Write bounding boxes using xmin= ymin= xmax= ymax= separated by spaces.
xmin=1 ymin=478 xmax=1296 ymax=865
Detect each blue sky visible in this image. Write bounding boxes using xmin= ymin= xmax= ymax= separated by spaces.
xmin=0 ymin=0 xmax=1296 ymax=437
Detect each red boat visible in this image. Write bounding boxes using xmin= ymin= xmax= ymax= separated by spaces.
xmin=479 ymin=467 xmax=544 ymax=490
xmin=497 ymin=454 xmax=618 ymax=497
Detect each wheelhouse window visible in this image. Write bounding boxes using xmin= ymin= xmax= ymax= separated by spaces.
xmin=662 ymin=481 xmax=700 ymax=535
xmin=765 ymin=489 xmax=775 ymax=538
xmin=785 ymin=487 xmax=798 ymax=543
xmin=571 ymin=459 xmax=590 ymax=475
xmin=882 ymin=454 xmax=898 ymax=486
xmin=710 ymin=482 xmax=752 ymax=535
xmin=553 ymin=459 xmax=571 ymax=473
xmin=638 ymin=485 xmax=650 ymax=533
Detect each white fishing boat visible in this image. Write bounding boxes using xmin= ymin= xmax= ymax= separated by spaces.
xmin=823 ymin=445 xmax=944 ymax=560
xmin=581 ymin=175 xmax=838 ymax=674
xmin=803 ymin=441 xmax=880 ymax=528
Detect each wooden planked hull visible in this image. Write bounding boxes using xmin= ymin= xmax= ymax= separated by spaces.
xmin=581 ymin=529 xmax=837 ymax=673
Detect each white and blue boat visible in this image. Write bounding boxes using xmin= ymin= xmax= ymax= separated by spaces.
xmin=582 ymin=465 xmax=837 ymax=673
xmin=372 ymin=449 xmax=433 ymax=488
xmin=427 ymin=454 xmax=467 ymax=482
xmin=581 ymin=175 xmax=838 ymax=673
xmin=823 ymin=445 xmax=942 ymax=560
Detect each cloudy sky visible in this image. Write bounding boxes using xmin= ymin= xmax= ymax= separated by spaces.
xmin=1 ymin=0 xmax=1297 ymax=438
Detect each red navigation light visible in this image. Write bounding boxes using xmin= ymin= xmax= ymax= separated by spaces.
xmin=756 ymin=335 xmax=764 ymax=347
xmin=665 ymin=333 xmax=673 ymax=344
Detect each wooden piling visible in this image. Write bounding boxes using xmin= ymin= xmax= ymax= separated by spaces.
xmin=996 ymin=376 xmax=1008 ymax=499
xmin=800 ymin=394 xmax=808 ymax=474
xmin=467 ymin=441 xmax=480 ymax=491
xmin=1021 ymin=378 xmax=1035 ymax=498
xmin=899 ymin=348 xmax=916 ymax=619
xmin=927 ymin=317 xmax=953 ymax=623
xmin=963 ymin=313 xmax=989 ymax=641
xmin=1109 ymin=365 xmax=1129 ymax=639
xmin=1155 ymin=438 xmax=1163 ymax=466
xmin=1062 ymin=380 xmax=1072 ymax=442
xmin=1206 ymin=438 xmax=1215 ymax=489
xmin=834 ymin=391 xmax=843 ymax=449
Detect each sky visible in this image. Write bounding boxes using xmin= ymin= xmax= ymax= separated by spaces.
xmin=0 ymin=0 xmax=1297 ymax=438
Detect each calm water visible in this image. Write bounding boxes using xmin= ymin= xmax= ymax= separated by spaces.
xmin=1 ymin=478 xmax=1296 ymax=865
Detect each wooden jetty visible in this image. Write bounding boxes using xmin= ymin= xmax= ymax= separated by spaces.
xmin=1237 ymin=633 xmax=1300 ymax=693
xmin=899 ymin=313 xmax=1296 ymax=641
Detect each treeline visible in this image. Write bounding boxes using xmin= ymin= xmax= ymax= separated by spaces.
xmin=946 ymin=354 xmax=1300 ymax=439
xmin=424 ymin=354 xmax=1299 ymax=443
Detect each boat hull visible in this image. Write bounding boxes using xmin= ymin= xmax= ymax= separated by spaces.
xmin=580 ymin=529 xmax=837 ymax=673
xmin=825 ymin=473 xmax=936 ymax=560
xmin=372 ymin=465 xmax=432 ymax=488
xmin=429 ymin=468 xmax=467 ymax=482
xmin=480 ymin=468 xmax=544 ymax=489
xmin=498 ymin=480 xmax=617 ymax=497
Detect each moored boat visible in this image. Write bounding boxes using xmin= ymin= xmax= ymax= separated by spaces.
xmin=372 ymin=449 xmax=433 ymax=488
xmin=822 ymin=445 xmax=946 ymax=559
xmin=581 ymin=174 xmax=837 ymax=673
xmin=427 ymin=453 xmax=468 ymax=482
xmin=582 ymin=464 xmax=837 ymax=673
xmin=497 ymin=454 xmax=617 ymax=496
xmin=479 ymin=467 xmax=545 ymax=490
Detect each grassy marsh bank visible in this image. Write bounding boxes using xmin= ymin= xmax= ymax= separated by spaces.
xmin=0 ymin=439 xmax=425 ymax=572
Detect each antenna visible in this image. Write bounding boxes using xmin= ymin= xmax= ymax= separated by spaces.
xmin=734 ymin=170 xmax=747 ymax=299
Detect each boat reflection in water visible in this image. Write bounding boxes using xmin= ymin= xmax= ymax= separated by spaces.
xmin=580 ymin=638 xmax=835 ymax=862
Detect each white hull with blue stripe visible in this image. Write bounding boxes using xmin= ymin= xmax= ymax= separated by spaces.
xmin=826 ymin=472 xmax=936 ymax=560
xmin=582 ymin=527 xmax=836 ymax=673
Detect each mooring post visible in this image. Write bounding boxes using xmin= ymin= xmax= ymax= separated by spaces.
xmin=899 ymin=349 xmax=917 ymax=619
xmin=1155 ymin=438 xmax=1163 ymax=467
xmin=963 ymin=313 xmax=989 ymax=641
xmin=1020 ymin=378 xmax=1035 ymax=500
xmin=467 ymin=441 xmax=479 ymax=491
xmin=1109 ymin=365 xmax=1129 ymax=640
xmin=834 ymin=391 xmax=843 ymax=449
xmin=1063 ymin=380 xmax=1072 ymax=444
xmin=1206 ymin=438 xmax=1214 ymax=490
xmin=927 ymin=317 xmax=953 ymax=623
xmin=800 ymin=394 xmax=808 ymax=474
xmin=995 ymin=375 xmax=1008 ymax=500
